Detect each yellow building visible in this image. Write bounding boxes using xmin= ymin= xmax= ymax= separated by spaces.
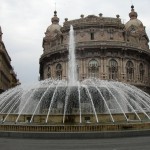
xmin=0 ymin=26 xmax=19 ymax=93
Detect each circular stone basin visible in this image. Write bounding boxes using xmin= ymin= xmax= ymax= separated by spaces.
xmin=0 ymin=79 xmax=150 ymax=124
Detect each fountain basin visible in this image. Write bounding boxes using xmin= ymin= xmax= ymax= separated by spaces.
xmin=0 ymin=79 xmax=150 ymax=124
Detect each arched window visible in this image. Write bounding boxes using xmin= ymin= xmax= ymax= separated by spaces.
xmin=61 ymin=35 xmax=63 ymax=44
xmin=139 ymin=63 xmax=144 ymax=82
xmin=56 ymin=64 xmax=62 ymax=80
xmin=126 ymin=61 xmax=134 ymax=81
xmin=108 ymin=59 xmax=118 ymax=80
xmin=47 ymin=65 xmax=51 ymax=78
xmin=88 ymin=59 xmax=99 ymax=78
xmin=91 ymin=33 xmax=94 ymax=40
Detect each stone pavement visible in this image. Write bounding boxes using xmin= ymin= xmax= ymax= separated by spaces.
xmin=0 ymin=136 xmax=150 ymax=150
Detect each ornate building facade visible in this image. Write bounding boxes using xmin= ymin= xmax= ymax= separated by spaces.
xmin=39 ymin=6 xmax=150 ymax=94
xmin=0 ymin=26 xmax=19 ymax=93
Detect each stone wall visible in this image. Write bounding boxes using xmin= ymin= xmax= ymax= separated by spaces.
xmin=0 ymin=122 xmax=150 ymax=133
xmin=0 ymin=113 xmax=148 ymax=124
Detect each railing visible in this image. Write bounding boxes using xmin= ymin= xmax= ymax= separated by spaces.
xmin=0 ymin=122 xmax=150 ymax=132
xmin=42 ymin=41 xmax=150 ymax=57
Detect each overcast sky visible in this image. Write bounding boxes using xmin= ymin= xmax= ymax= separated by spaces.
xmin=0 ymin=0 xmax=150 ymax=84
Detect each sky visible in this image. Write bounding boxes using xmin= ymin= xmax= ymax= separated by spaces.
xmin=0 ymin=0 xmax=150 ymax=84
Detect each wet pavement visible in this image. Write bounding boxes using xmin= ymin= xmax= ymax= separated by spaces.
xmin=0 ymin=136 xmax=150 ymax=150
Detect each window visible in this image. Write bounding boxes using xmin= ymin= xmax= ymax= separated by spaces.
xmin=108 ymin=59 xmax=118 ymax=80
xmin=61 ymin=35 xmax=63 ymax=44
xmin=47 ymin=65 xmax=51 ymax=78
xmin=126 ymin=61 xmax=134 ymax=81
xmin=56 ymin=64 xmax=62 ymax=80
xmin=139 ymin=63 xmax=144 ymax=82
xmin=26 ymin=117 xmax=31 ymax=123
xmin=88 ymin=59 xmax=99 ymax=78
xmin=85 ymin=116 xmax=91 ymax=123
xmin=91 ymin=33 xmax=94 ymax=40
xmin=130 ymin=26 xmax=136 ymax=33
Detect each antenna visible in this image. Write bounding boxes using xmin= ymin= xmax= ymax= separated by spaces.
xmin=55 ymin=0 xmax=56 ymax=10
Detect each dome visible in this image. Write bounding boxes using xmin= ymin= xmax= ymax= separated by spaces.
xmin=125 ymin=5 xmax=143 ymax=30
xmin=125 ymin=18 xmax=143 ymax=30
xmin=45 ymin=11 xmax=61 ymax=35
xmin=46 ymin=24 xmax=61 ymax=33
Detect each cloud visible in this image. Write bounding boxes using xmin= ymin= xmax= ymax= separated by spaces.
xmin=0 ymin=0 xmax=150 ymax=84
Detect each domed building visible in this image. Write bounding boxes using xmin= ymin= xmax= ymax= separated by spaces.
xmin=39 ymin=5 xmax=150 ymax=94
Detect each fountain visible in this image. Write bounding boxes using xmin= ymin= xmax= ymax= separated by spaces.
xmin=0 ymin=78 xmax=150 ymax=124
xmin=0 ymin=26 xmax=150 ymax=136
xmin=68 ymin=25 xmax=77 ymax=86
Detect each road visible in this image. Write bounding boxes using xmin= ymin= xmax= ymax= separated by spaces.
xmin=0 ymin=136 xmax=150 ymax=150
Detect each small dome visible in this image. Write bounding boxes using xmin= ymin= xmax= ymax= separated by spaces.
xmin=45 ymin=11 xmax=61 ymax=35
xmin=125 ymin=5 xmax=143 ymax=30
xmin=46 ymin=24 xmax=61 ymax=33
xmin=129 ymin=5 xmax=138 ymax=19
xmin=125 ymin=18 xmax=143 ymax=30
xmin=51 ymin=10 xmax=59 ymax=24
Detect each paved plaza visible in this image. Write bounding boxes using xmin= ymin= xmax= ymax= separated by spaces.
xmin=0 ymin=136 xmax=150 ymax=150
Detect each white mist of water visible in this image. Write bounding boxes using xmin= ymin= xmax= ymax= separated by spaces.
xmin=68 ymin=25 xmax=77 ymax=86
